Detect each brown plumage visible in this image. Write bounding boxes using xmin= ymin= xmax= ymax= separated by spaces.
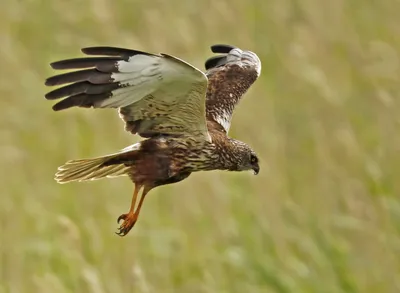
xmin=45 ymin=44 xmax=261 ymax=236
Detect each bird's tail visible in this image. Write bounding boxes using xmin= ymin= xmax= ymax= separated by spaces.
xmin=55 ymin=143 xmax=140 ymax=184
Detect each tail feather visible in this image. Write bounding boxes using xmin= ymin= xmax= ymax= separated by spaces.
xmin=55 ymin=156 xmax=130 ymax=184
xmin=55 ymin=142 xmax=141 ymax=184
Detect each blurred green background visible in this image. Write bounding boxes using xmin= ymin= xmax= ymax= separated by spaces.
xmin=1 ymin=0 xmax=400 ymax=292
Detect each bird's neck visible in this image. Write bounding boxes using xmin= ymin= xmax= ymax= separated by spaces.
xmin=207 ymin=131 xmax=241 ymax=172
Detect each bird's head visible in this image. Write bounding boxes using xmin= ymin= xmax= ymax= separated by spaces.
xmin=232 ymin=140 xmax=260 ymax=175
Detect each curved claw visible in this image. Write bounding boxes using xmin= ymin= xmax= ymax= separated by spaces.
xmin=117 ymin=214 xmax=127 ymax=224
xmin=115 ymin=225 xmax=128 ymax=236
xmin=115 ymin=230 xmax=126 ymax=237
xmin=115 ymin=212 xmax=136 ymax=237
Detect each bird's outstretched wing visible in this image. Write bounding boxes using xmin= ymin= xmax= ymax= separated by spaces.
xmin=45 ymin=47 xmax=210 ymax=141
xmin=204 ymin=44 xmax=261 ymax=134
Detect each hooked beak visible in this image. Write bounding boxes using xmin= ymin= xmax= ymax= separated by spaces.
xmin=252 ymin=163 xmax=260 ymax=175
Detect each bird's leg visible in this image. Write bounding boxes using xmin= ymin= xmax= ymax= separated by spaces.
xmin=116 ymin=184 xmax=141 ymax=236
xmin=116 ymin=184 xmax=152 ymax=236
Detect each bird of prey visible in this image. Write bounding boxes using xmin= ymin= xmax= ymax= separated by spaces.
xmin=45 ymin=44 xmax=261 ymax=236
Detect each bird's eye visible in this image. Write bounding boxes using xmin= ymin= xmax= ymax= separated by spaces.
xmin=250 ymin=155 xmax=258 ymax=163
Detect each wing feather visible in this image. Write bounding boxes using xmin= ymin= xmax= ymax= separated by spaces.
xmin=205 ymin=55 xmax=227 ymax=70
xmin=204 ymin=45 xmax=261 ymax=133
xmin=211 ymin=44 xmax=237 ymax=54
xmin=45 ymin=46 xmax=210 ymax=141
xmin=81 ymin=46 xmax=154 ymax=57
xmin=45 ymin=69 xmax=113 ymax=86
xmin=50 ymin=57 xmax=121 ymax=70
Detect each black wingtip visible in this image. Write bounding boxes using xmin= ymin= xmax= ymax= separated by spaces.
xmin=44 ymin=77 xmax=53 ymax=86
xmin=50 ymin=61 xmax=67 ymax=70
xmin=210 ymin=44 xmax=237 ymax=54
xmin=52 ymin=98 xmax=77 ymax=111
xmin=51 ymin=93 xmax=109 ymax=111
xmin=82 ymin=46 xmax=154 ymax=59
xmin=52 ymin=103 xmax=68 ymax=111
xmin=205 ymin=56 xmax=227 ymax=70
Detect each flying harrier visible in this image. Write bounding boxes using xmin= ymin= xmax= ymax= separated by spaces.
xmin=45 ymin=44 xmax=261 ymax=236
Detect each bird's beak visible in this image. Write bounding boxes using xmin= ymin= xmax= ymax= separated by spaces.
xmin=252 ymin=163 xmax=260 ymax=175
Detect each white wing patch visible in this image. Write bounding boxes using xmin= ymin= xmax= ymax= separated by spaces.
xmin=117 ymin=54 xmax=159 ymax=73
xmin=215 ymin=110 xmax=231 ymax=133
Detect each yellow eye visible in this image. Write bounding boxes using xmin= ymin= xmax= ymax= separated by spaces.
xmin=251 ymin=155 xmax=258 ymax=163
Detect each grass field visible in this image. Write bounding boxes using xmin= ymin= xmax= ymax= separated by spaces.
xmin=1 ymin=0 xmax=400 ymax=292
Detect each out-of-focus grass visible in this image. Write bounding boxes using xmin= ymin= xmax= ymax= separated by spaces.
xmin=1 ymin=0 xmax=400 ymax=292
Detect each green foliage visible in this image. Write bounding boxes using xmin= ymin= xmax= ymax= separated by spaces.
xmin=1 ymin=0 xmax=399 ymax=292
